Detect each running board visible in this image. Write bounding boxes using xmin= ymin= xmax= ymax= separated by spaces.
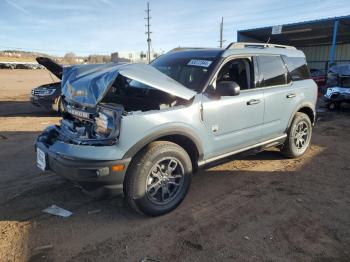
xmin=198 ymin=134 xmax=287 ymax=167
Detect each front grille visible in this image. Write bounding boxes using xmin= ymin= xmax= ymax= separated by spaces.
xmin=66 ymin=107 xmax=91 ymax=119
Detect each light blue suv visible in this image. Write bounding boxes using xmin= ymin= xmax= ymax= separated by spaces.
xmin=35 ymin=42 xmax=317 ymax=216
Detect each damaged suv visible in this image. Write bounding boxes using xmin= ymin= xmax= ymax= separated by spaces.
xmin=35 ymin=43 xmax=317 ymax=216
xmin=323 ymin=64 xmax=350 ymax=110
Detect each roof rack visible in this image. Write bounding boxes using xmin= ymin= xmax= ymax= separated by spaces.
xmin=226 ymin=42 xmax=296 ymax=50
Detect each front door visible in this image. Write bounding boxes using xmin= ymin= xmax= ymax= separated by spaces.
xmin=201 ymin=57 xmax=264 ymax=159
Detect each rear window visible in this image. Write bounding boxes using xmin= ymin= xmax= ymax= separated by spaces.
xmin=258 ymin=55 xmax=288 ymax=87
xmin=282 ymin=56 xmax=311 ymax=81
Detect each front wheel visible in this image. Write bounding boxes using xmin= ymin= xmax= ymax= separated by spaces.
xmin=281 ymin=112 xmax=312 ymax=158
xmin=58 ymin=97 xmax=65 ymax=114
xmin=328 ymin=102 xmax=339 ymax=110
xmin=124 ymin=141 xmax=192 ymax=216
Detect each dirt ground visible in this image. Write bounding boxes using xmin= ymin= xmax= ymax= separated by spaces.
xmin=0 ymin=69 xmax=349 ymax=262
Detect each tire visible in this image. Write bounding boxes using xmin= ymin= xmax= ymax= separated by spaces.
xmin=58 ymin=97 xmax=65 ymax=114
xmin=124 ymin=141 xmax=192 ymax=216
xmin=328 ymin=102 xmax=338 ymax=110
xmin=281 ymin=112 xmax=312 ymax=158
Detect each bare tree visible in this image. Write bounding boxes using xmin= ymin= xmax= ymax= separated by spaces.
xmin=140 ymin=51 xmax=146 ymax=59
xmin=87 ymin=55 xmax=111 ymax=64
xmin=64 ymin=52 xmax=76 ymax=64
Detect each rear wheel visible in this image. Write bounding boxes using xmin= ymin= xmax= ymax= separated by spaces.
xmin=281 ymin=112 xmax=312 ymax=158
xmin=124 ymin=141 xmax=192 ymax=216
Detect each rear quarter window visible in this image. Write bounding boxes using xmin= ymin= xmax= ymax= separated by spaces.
xmin=282 ymin=56 xmax=311 ymax=81
xmin=258 ymin=55 xmax=288 ymax=87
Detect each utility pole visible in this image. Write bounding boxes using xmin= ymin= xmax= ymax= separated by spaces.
xmin=145 ymin=2 xmax=152 ymax=63
xmin=219 ymin=17 xmax=225 ymax=48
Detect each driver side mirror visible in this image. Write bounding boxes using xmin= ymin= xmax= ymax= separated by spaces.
xmin=216 ymin=81 xmax=240 ymax=97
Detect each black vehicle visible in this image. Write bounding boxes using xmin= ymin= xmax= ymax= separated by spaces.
xmin=310 ymin=69 xmax=326 ymax=86
xmin=31 ymin=57 xmax=64 ymax=112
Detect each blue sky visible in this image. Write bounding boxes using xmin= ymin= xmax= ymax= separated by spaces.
xmin=0 ymin=0 xmax=349 ymax=56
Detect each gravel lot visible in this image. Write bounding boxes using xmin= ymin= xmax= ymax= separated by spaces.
xmin=0 ymin=69 xmax=349 ymax=262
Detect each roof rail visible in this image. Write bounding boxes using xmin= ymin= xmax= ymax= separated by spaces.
xmin=226 ymin=42 xmax=296 ymax=50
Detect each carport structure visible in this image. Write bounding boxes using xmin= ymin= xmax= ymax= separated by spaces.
xmin=237 ymin=15 xmax=350 ymax=72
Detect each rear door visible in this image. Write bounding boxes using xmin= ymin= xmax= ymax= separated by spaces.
xmin=258 ymin=55 xmax=299 ymax=140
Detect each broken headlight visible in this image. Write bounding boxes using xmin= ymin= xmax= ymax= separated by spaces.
xmin=94 ymin=107 xmax=121 ymax=138
xmin=95 ymin=112 xmax=110 ymax=135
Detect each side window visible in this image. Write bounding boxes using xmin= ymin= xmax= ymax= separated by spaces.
xmin=282 ymin=56 xmax=311 ymax=81
xmin=258 ymin=56 xmax=288 ymax=87
xmin=216 ymin=57 xmax=254 ymax=90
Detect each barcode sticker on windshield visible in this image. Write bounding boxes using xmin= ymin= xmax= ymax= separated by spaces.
xmin=187 ymin=59 xmax=212 ymax=67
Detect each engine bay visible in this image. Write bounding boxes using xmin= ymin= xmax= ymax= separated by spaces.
xmin=100 ymin=75 xmax=187 ymax=112
xmin=51 ymin=75 xmax=187 ymax=146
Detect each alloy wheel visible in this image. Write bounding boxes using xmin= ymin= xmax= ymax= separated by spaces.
xmin=146 ymin=157 xmax=184 ymax=205
xmin=293 ymin=121 xmax=309 ymax=149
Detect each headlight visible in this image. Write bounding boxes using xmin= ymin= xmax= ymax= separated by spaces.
xmin=95 ymin=112 xmax=110 ymax=135
xmin=33 ymin=88 xmax=56 ymax=96
xmin=94 ymin=105 xmax=123 ymax=140
xmin=94 ymin=108 xmax=121 ymax=138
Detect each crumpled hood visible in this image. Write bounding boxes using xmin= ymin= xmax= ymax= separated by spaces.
xmin=61 ymin=63 xmax=196 ymax=107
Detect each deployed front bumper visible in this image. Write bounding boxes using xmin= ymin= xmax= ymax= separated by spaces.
xmin=35 ymin=128 xmax=131 ymax=195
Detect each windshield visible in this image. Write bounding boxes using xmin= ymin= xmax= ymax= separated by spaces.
xmin=151 ymin=52 xmax=218 ymax=92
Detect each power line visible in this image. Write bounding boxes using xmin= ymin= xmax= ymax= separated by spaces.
xmin=145 ymin=2 xmax=152 ymax=64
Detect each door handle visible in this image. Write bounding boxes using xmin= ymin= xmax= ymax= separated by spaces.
xmin=286 ymin=93 xmax=296 ymax=98
xmin=247 ymin=99 xmax=261 ymax=105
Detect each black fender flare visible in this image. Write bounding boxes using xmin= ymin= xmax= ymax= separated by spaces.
xmin=286 ymin=102 xmax=315 ymax=131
